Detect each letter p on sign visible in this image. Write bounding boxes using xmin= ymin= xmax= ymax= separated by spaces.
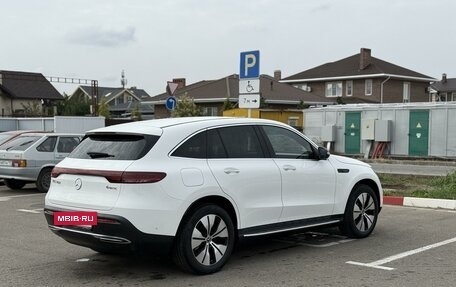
xmin=240 ymin=50 xmax=260 ymax=79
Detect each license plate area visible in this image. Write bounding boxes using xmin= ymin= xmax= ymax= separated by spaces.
xmin=0 ymin=160 xmax=11 ymax=166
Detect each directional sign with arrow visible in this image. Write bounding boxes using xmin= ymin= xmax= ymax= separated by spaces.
xmin=239 ymin=94 xmax=260 ymax=109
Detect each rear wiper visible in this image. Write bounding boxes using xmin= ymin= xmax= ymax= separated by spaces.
xmin=87 ymin=152 xmax=115 ymax=159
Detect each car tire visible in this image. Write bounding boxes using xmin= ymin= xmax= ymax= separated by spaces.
xmin=4 ymin=179 xmax=27 ymax=190
xmin=36 ymin=167 xmax=53 ymax=193
xmin=173 ymin=204 xmax=235 ymax=275
xmin=340 ymin=184 xmax=379 ymax=238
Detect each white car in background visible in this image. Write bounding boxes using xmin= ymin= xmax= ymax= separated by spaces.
xmin=44 ymin=117 xmax=383 ymax=274
xmin=0 ymin=133 xmax=82 ymax=192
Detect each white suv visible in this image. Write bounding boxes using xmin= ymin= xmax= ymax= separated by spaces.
xmin=44 ymin=117 xmax=383 ymax=274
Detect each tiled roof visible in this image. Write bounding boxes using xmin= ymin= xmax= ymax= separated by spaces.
xmin=0 ymin=70 xmax=63 ymax=100
xmin=78 ymin=86 xmax=151 ymax=102
xmin=283 ymin=52 xmax=434 ymax=82
xmin=430 ymin=79 xmax=456 ymax=92
xmin=147 ymin=74 xmax=333 ymax=105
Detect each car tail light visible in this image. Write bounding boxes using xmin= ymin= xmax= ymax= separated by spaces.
xmin=12 ymin=160 xmax=27 ymax=167
xmin=119 ymin=172 xmax=167 ymax=184
xmin=51 ymin=167 xmax=166 ymax=184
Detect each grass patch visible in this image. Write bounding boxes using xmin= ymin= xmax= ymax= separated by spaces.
xmin=379 ymin=172 xmax=456 ymax=200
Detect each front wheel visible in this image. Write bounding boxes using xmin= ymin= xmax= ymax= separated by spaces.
xmin=173 ymin=205 xmax=235 ymax=274
xmin=36 ymin=167 xmax=52 ymax=193
xmin=340 ymin=184 xmax=379 ymax=238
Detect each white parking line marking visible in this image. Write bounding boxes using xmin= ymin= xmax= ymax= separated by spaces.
xmin=17 ymin=208 xmax=43 ymax=214
xmin=76 ymin=258 xmax=90 ymax=262
xmin=347 ymin=236 xmax=456 ymax=271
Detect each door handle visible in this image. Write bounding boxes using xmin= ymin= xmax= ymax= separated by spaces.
xmin=283 ymin=165 xmax=296 ymax=171
xmin=224 ymin=168 xmax=240 ymax=174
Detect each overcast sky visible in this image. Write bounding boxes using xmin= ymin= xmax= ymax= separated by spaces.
xmin=1 ymin=0 xmax=455 ymax=96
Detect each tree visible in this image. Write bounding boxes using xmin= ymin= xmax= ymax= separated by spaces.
xmin=131 ymin=104 xmax=142 ymax=121
xmin=297 ymin=100 xmax=310 ymax=109
xmin=171 ymin=94 xmax=202 ymax=117
xmin=20 ymin=101 xmax=42 ymax=117
xmin=97 ymin=99 xmax=111 ymax=119
xmin=223 ymin=98 xmax=234 ymax=111
xmin=56 ymin=93 xmax=90 ymax=116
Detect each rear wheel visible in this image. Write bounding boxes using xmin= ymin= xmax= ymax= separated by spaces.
xmin=4 ymin=179 xmax=26 ymax=190
xmin=173 ymin=204 xmax=235 ymax=274
xmin=340 ymin=184 xmax=379 ymax=238
xmin=36 ymin=167 xmax=52 ymax=193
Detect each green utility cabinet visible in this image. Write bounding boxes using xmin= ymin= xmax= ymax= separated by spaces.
xmin=408 ymin=110 xmax=429 ymax=156
xmin=345 ymin=112 xmax=361 ymax=154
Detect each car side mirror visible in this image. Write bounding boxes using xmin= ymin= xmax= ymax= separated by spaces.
xmin=317 ymin=147 xmax=330 ymax=160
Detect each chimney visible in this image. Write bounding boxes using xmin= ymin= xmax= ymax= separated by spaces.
xmin=442 ymin=73 xmax=447 ymax=83
xmin=359 ymin=48 xmax=371 ymax=70
xmin=274 ymin=70 xmax=282 ymax=81
xmin=172 ymin=78 xmax=186 ymax=89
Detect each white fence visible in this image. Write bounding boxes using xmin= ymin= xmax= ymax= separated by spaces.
xmin=303 ymin=102 xmax=456 ymax=157
xmin=0 ymin=116 xmax=105 ymax=133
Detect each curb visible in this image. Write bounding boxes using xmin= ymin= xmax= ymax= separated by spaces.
xmin=383 ymin=196 xmax=456 ymax=210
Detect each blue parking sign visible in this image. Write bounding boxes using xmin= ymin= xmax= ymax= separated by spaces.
xmin=240 ymin=50 xmax=260 ymax=79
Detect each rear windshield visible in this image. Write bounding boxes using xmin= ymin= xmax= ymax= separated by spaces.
xmin=68 ymin=134 xmax=159 ymax=160
xmin=0 ymin=133 xmax=14 ymax=145
xmin=0 ymin=136 xmax=41 ymax=151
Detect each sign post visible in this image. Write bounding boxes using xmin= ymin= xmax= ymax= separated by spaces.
xmin=239 ymin=50 xmax=260 ymax=117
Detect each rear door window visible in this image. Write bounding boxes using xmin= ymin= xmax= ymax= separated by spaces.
xmin=217 ymin=126 xmax=264 ymax=158
xmin=69 ymin=134 xmax=159 ymax=160
xmin=36 ymin=136 xmax=57 ymax=152
xmin=56 ymin=137 xmax=81 ymax=153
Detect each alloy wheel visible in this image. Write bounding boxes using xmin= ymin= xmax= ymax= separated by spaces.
xmin=191 ymin=214 xmax=229 ymax=266
xmin=353 ymin=192 xmax=376 ymax=232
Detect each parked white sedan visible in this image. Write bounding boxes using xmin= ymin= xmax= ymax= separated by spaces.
xmin=44 ymin=117 xmax=382 ymax=274
xmin=0 ymin=133 xmax=82 ymax=192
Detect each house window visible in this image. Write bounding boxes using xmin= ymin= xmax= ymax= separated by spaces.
xmin=288 ymin=117 xmax=299 ymax=128
xmin=452 ymin=92 xmax=456 ymax=101
xmin=346 ymin=81 xmax=353 ymax=96
xmin=202 ymin=107 xmax=218 ymax=116
xmin=403 ymin=82 xmax=411 ymax=102
xmin=365 ymin=79 xmax=372 ymax=96
xmin=293 ymin=84 xmax=310 ymax=92
xmin=325 ymin=82 xmax=342 ymax=97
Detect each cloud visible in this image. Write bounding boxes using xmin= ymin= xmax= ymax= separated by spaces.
xmin=311 ymin=3 xmax=331 ymax=13
xmin=66 ymin=26 xmax=136 ymax=47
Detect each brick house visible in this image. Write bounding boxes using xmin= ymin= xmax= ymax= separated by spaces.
xmin=147 ymin=74 xmax=334 ymax=119
xmin=428 ymin=73 xmax=456 ymax=102
xmin=280 ymin=48 xmax=435 ymax=104
xmin=0 ymin=70 xmax=63 ymax=117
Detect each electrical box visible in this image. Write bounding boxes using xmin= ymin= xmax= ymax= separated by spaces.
xmin=375 ymin=120 xmax=392 ymax=142
xmin=361 ymin=119 xmax=376 ymax=140
xmin=321 ymin=125 xmax=336 ymax=142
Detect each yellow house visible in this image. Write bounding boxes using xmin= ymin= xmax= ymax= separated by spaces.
xmin=223 ymin=108 xmax=304 ymax=131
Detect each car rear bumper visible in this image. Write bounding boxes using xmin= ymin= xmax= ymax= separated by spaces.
xmin=0 ymin=167 xmax=39 ymax=181
xmin=44 ymin=208 xmax=174 ymax=255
